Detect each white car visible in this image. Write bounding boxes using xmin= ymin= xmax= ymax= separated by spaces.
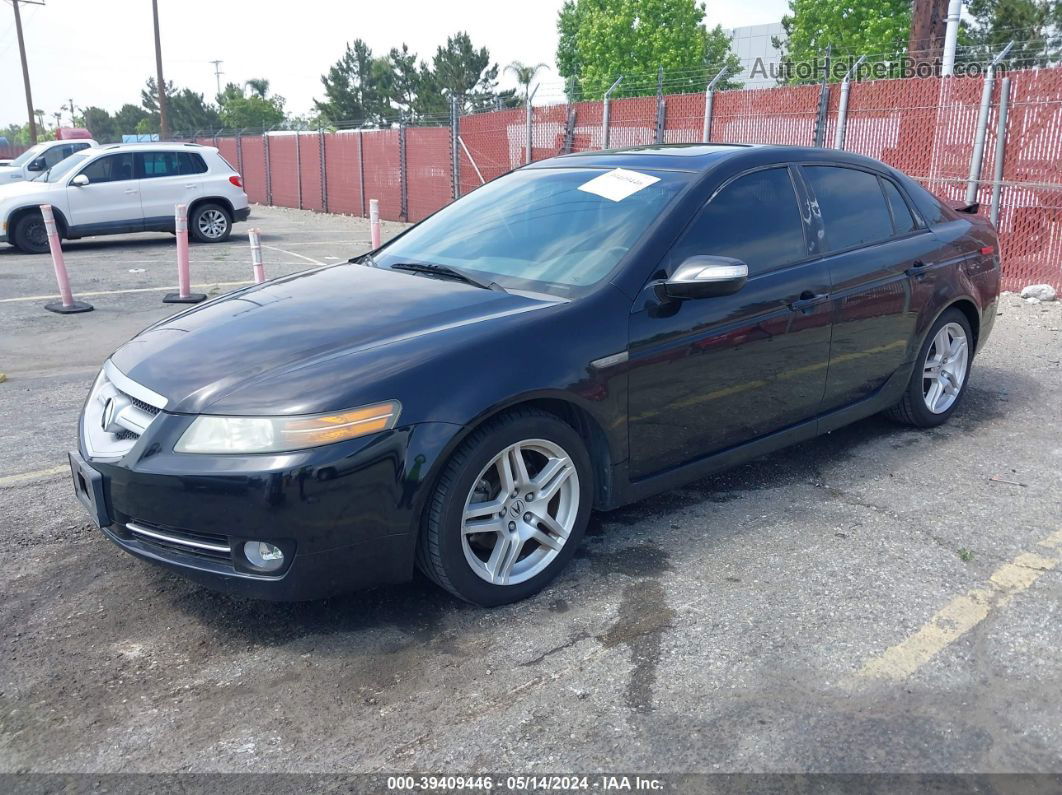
xmin=0 ymin=138 xmax=98 ymax=182
xmin=0 ymin=143 xmax=250 ymax=253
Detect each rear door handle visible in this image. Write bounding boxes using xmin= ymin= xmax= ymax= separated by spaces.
xmin=184 ymin=184 xmax=197 ymax=189
xmin=789 ymin=290 xmax=829 ymax=311
xmin=906 ymin=259 xmax=931 ymax=278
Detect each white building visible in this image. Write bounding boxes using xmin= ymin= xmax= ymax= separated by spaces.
xmin=725 ymin=22 xmax=787 ymax=89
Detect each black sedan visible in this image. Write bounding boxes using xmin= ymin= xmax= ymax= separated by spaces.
xmin=69 ymin=144 xmax=1000 ymax=606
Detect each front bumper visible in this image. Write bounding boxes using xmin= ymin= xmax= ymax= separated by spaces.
xmin=72 ymin=421 xmax=458 ymax=600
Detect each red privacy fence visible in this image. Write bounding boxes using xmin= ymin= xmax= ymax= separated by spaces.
xmin=187 ymin=68 xmax=1062 ymax=290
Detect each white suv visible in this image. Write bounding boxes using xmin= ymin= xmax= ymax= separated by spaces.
xmin=0 ymin=138 xmax=98 ymax=182
xmin=0 ymin=143 xmax=250 ymax=254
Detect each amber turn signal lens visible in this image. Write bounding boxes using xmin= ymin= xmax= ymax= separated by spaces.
xmin=279 ymin=402 xmax=400 ymax=446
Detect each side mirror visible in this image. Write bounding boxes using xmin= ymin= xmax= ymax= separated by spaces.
xmin=658 ymin=255 xmax=748 ymax=301
xmin=27 ymin=158 xmax=45 ymax=172
xmin=71 ymin=174 xmax=90 ymax=187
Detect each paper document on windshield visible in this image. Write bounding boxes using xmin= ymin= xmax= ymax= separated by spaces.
xmin=578 ymin=168 xmax=660 ymax=202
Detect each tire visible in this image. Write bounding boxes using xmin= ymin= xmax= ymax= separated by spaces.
xmin=189 ymin=203 xmax=232 ymax=243
xmin=417 ymin=408 xmax=593 ymax=606
xmin=886 ymin=308 xmax=974 ymax=428
xmin=12 ymin=212 xmax=50 ymax=254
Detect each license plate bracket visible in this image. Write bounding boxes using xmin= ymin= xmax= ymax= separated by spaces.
xmin=68 ymin=451 xmax=110 ymax=528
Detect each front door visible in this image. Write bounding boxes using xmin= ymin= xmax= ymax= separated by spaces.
xmin=65 ymin=152 xmax=142 ymax=233
xmin=627 ymin=165 xmax=833 ymax=480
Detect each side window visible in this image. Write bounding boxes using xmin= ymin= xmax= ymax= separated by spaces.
xmin=803 ymin=166 xmax=893 ymax=252
xmin=177 ymin=152 xmax=208 ymax=175
xmin=881 ymin=178 xmax=916 ymax=235
xmin=79 ymin=153 xmax=135 ymax=184
xmin=43 ymin=145 xmax=74 ymax=167
xmin=672 ymin=167 xmax=807 ymax=277
xmin=140 ymin=152 xmax=180 ymax=179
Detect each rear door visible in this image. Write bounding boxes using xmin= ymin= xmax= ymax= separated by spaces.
xmin=137 ymin=151 xmax=207 ymax=225
xmin=65 ymin=153 xmax=142 ymax=232
xmin=802 ymin=165 xmax=940 ymax=412
xmin=627 ymin=165 xmax=833 ymax=479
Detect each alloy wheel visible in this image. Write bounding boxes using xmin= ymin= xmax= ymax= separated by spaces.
xmin=922 ymin=322 xmax=969 ymax=414
xmin=461 ymin=438 xmax=579 ymax=586
xmin=197 ymin=209 xmax=228 ymax=239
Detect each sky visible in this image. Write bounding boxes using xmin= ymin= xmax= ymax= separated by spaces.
xmin=1 ymin=0 xmax=790 ymax=128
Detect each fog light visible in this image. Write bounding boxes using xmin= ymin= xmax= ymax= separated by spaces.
xmin=244 ymin=541 xmax=285 ymax=572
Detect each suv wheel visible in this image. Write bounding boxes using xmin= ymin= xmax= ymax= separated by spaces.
xmin=417 ymin=409 xmax=592 ymax=606
xmin=189 ymin=203 xmax=232 ymax=243
xmin=12 ymin=212 xmax=51 ymax=254
xmin=886 ymin=308 xmax=974 ymax=427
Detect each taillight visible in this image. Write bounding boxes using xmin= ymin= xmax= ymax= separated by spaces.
xmin=980 ymin=246 xmax=994 ymax=255
xmin=229 ymin=175 xmax=243 ymax=188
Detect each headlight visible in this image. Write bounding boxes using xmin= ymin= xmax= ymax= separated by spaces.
xmin=174 ymin=400 xmax=401 ymax=454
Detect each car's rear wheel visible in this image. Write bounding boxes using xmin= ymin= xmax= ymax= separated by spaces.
xmin=886 ymin=308 xmax=973 ymax=427
xmin=417 ymin=409 xmax=592 ymax=606
xmin=12 ymin=212 xmax=50 ymax=254
xmin=189 ymin=203 xmax=232 ymax=243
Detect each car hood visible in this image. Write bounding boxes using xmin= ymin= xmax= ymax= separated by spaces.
xmin=111 ymin=264 xmax=561 ymax=415
xmin=0 ymin=176 xmax=47 ymax=199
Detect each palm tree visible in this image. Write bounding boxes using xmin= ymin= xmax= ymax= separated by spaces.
xmin=505 ymin=61 xmax=550 ymax=101
xmin=244 ymin=78 xmax=270 ymax=99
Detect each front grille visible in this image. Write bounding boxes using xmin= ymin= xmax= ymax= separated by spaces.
xmin=82 ymin=361 xmax=168 ymax=459
xmin=126 ymin=521 xmax=232 ymax=563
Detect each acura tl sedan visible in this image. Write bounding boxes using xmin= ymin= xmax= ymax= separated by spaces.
xmin=70 ymin=144 xmax=1000 ymax=606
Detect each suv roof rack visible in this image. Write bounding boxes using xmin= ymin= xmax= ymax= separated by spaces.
xmin=100 ymin=142 xmax=205 ymax=150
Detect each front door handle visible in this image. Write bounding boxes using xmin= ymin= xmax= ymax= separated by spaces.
xmin=789 ymin=290 xmax=829 ymax=311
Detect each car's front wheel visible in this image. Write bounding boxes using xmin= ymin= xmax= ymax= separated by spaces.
xmin=886 ymin=308 xmax=974 ymax=427
xmin=417 ymin=409 xmax=592 ymax=606
xmin=189 ymin=203 xmax=232 ymax=243
xmin=12 ymin=212 xmax=51 ymax=254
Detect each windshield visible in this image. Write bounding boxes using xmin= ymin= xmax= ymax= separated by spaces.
xmin=45 ymin=152 xmax=89 ymax=182
xmin=374 ymin=166 xmax=689 ymax=297
xmin=10 ymin=143 xmax=46 ymax=168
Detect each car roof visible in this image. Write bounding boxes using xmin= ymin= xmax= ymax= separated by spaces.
xmin=527 ymin=143 xmax=896 ymax=175
xmin=95 ymin=142 xmax=215 ymax=154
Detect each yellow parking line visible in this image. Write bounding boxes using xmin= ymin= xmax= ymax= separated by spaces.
xmin=0 ymin=280 xmax=253 ymax=304
xmin=857 ymin=529 xmax=1062 ymax=681
xmin=0 ymin=464 xmax=68 ymax=488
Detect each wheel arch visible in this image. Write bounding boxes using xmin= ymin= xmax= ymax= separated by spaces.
xmin=188 ymin=196 xmax=235 ymax=220
xmin=924 ymin=296 xmax=981 ymax=354
xmin=7 ymin=203 xmax=69 ymax=238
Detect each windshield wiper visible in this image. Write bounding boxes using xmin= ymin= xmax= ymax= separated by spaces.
xmin=390 ymin=262 xmax=505 ymax=292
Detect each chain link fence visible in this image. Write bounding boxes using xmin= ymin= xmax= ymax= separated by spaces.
xmin=169 ymin=67 xmax=1062 ymax=291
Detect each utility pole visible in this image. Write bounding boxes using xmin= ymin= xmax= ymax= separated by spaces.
xmin=11 ymin=0 xmax=46 ymax=145
xmin=151 ymin=0 xmax=170 ymax=140
xmin=210 ymin=59 xmax=224 ymax=96
xmin=909 ymin=0 xmax=949 ymax=72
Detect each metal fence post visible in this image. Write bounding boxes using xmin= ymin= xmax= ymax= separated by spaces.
xmin=263 ymin=131 xmax=272 ymax=206
xmin=358 ymin=130 xmax=366 ymax=217
xmin=563 ymin=105 xmax=576 ymax=154
xmin=990 ymin=76 xmax=1011 ymax=226
xmin=399 ymin=115 xmax=408 ymax=222
xmin=967 ymin=42 xmax=1014 ymax=206
xmin=834 ymin=55 xmax=865 ymax=150
xmin=235 ymin=129 xmax=243 ymax=181
xmin=601 ymin=76 xmax=623 ymax=149
xmin=702 ymin=66 xmax=728 ymax=142
xmin=295 ymin=129 xmax=304 ymax=210
xmin=319 ymin=128 xmax=328 ymax=213
xmin=655 ymin=66 xmax=666 ymax=144
xmin=813 ymin=45 xmax=832 ymax=148
xmin=451 ymin=96 xmax=460 ymax=199
xmin=525 ymin=84 xmax=539 ymax=165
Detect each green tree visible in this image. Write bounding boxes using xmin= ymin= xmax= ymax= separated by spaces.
xmin=314 ymin=39 xmax=389 ymax=126
xmin=113 ymin=103 xmax=150 ymax=137
xmin=961 ymin=0 xmax=1062 ymax=67
xmin=774 ymin=0 xmax=911 ymax=83
xmin=80 ymin=106 xmax=120 ymax=142
xmin=431 ymin=31 xmax=516 ymax=112
xmin=505 ymin=61 xmax=550 ymax=101
xmin=216 ymin=79 xmax=287 ymax=130
xmin=556 ymin=0 xmax=741 ymax=99
xmin=244 ymin=78 xmax=270 ymax=98
xmin=140 ymin=77 xmax=221 ymax=134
